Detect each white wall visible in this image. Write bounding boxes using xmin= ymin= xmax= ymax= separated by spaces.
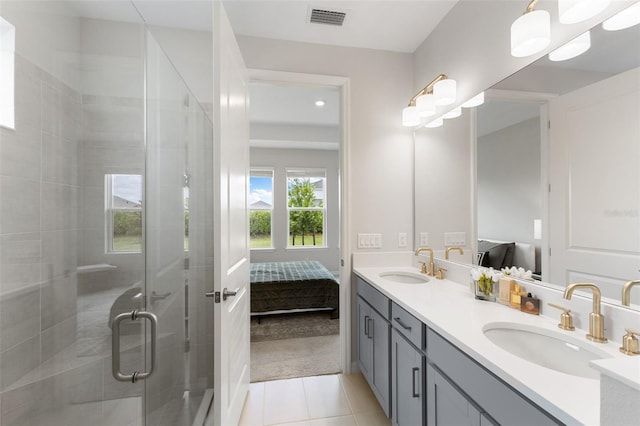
xmin=477 ymin=117 xmax=541 ymax=247
xmin=236 ymin=35 xmax=415 ymax=258
xmin=414 ymin=111 xmax=474 ymax=260
xmin=250 ymin=148 xmax=340 ymax=273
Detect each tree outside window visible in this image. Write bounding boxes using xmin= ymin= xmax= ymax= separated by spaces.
xmin=287 ymin=170 xmax=326 ymax=248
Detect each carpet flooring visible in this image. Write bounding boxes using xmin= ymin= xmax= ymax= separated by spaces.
xmin=250 ymin=312 xmax=340 ymax=383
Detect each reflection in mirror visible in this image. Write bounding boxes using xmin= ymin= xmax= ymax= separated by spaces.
xmin=415 ymin=3 xmax=640 ymax=311
xmin=481 ymin=16 xmax=640 ymax=309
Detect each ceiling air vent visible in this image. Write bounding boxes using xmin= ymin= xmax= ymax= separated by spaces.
xmin=309 ymin=8 xmax=346 ymax=26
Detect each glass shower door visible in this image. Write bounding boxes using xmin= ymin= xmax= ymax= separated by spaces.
xmin=0 ymin=1 xmax=214 ymax=425
xmin=143 ymin=31 xmax=214 ymax=426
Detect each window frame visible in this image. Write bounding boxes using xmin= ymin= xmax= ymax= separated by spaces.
xmin=249 ymin=168 xmax=275 ymax=250
xmin=286 ymin=168 xmax=327 ymax=249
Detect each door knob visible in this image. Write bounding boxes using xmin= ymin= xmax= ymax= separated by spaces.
xmin=223 ymin=288 xmax=238 ymax=301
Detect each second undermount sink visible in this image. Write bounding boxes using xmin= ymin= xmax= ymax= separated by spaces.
xmin=483 ymin=322 xmax=609 ymax=380
xmin=379 ymin=271 xmax=429 ymax=284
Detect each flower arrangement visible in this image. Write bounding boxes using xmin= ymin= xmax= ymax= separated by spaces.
xmin=470 ymin=267 xmax=500 ymax=300
xmin=501 ymin=266 xmax=533 ymax=280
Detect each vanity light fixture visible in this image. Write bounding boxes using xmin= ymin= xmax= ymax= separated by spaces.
xmin=511 ymin=0 xmax=551 ymax=58
xmin=602 ymin=1 xmax=640 ymax=31
xmin=558 ymin=0 xmax=611 ymax=24
xmin=402 ymin=74 xmax=456 ymax=127
xmin=549 ymin=31 xmax=591 ymax=61
xmin=424 ymin=117 xmax=443 ymax=128
xmin=461 ymin=92 xmax=485 ymax=108
xmin=442 ymin=107 xmax=462 ymax=119
xmin=416 ymin=93 xmax=437 ymax=117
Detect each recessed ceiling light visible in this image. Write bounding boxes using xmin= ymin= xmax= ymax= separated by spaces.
xmin=315 ymin=100 xmax=325 ymax=107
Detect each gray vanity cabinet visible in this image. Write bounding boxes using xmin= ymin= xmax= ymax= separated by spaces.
xmin=427 ymin=328 xmax=561 ymax=426
xmin=356 ymin=276 xmax=391 ymax=416
xmin=427 ymin=363 xmax=484 ymax=426
xmin=391 ymin=328 xmax=425 ymax=426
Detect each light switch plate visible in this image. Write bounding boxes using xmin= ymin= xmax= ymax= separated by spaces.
xmin=420 ymin=232 xmax=429 ymax=246
xmin=398 ymin=232 xmax=407 ymax=247
xmin=444 ymin=231 xmax=466 ymax=246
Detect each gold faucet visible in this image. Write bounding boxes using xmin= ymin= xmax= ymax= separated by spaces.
xmin=621 ymin=280 xmax=640 ymax=306
xmin=445 ymin=247 xmax=464 ymax=260
xmin=563 ymin=282 xmax=607 ymax=343
xmin=415 ymin=247 xmax=435 ymax=276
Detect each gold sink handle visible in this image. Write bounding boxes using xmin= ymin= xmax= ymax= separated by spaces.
xmin=620 ymin=328 xmax=640 ymax=356
xmin=547 ymin=303 xmax=575 ymax=331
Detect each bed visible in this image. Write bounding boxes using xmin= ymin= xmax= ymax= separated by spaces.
xmin=477 ymin=238 xmax=538 ymax=274
xmin=250 ymin=260 xmax=339 ymax=319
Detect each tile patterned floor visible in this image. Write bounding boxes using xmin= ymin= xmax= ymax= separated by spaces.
xmin=239 ymin=373 xmax=391 ymax=426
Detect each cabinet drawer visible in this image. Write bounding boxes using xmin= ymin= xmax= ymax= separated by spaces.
xmin=427 ymin=328 xmax=560 ymax=426
xmin=356 ymin=275 xmax=390 ymax=319
xmin=391 ymin=302 xmax=425 ymax=350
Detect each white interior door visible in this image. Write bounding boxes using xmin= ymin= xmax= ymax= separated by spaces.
xmin=209 ymin=4 xmax=251 ymax=425
xmin=548 ymin=67 xmax=640 ymax=303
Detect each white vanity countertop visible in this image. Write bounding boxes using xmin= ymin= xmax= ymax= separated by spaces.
xmin=353 ymin=265 xmax=634 ymax=425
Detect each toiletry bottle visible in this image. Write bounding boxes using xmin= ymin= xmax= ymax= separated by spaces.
xmin=509 ymin=284 xmax=526 ymax=309
xmin=520 ymin=293 xmax=540 ymax=315
xmin=498 ymin=277 xmax=515 ymax=306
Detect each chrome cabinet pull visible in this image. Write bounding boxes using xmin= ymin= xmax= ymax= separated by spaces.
xmin=112 ymin=310 xmax=158 ymax=383
xmin=367 ymin=317 xmax=374 ymax=339
xmin=364 ymin=315 xmax=370 ymax=336
xmin=412 ymin=366 xmax=420 ymax=398
xmin=394 ymin=317 xmax=412 ymax=331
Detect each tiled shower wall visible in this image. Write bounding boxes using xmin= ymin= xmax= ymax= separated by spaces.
xmin=0 ymin=51 xmax=82 ymax=389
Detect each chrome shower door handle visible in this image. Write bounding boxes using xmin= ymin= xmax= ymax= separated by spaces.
xmin=112 ymin=310 xmax=158 ymax=383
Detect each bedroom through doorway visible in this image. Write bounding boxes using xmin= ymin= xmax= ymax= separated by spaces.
xmin=247 ymin=74 xmax=345 ymax=383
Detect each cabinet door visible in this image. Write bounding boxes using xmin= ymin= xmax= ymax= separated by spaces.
xmin=371 ymin=306 xmax=391 ymax=416
xmin=392 ymin=329 xmax=424 ymax=426
xmin=357 ymin=297 xmax=373 ymax=380
xmin=427 ymin=364 xmax=481 ymax=426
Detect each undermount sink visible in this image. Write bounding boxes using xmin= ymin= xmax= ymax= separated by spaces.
xmin=483 ymin=322 xmax=609 ymax=380
xmin=379 ymin=271 xmax=429 ymax=284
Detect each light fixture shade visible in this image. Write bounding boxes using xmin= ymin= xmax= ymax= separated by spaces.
xmin=442 ymin=107 xmax=462 ymax=119
xmin=402 ymin=106 xmax=420 ymax=127
xmin=559 ymin=0 xmax=610 ymax=24
xmin=433 ymin=79 xmax=456 ymax=106
xmin=603 ymin=1 xmax=640 ymax=31
xmin=549 ymin=31 xmax=591 ymax=61
xmin=424 ymin=117 xmax=443 ymax=128
xmin=461 ymin=92 xmax=485 ymax=108
xmin=511 ymin=10 xmax=551 ymax=58
xmin=416 ymin=93 xmax=436 ymax=117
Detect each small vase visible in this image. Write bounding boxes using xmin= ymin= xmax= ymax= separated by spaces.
xmin=474 ymin=279 xmax=496 ymax=302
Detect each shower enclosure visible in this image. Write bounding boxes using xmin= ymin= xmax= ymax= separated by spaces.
xmin=0 ymin=1 xmax=215 ymax=425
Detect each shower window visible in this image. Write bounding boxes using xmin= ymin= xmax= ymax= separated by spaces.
xmin=0 ymin=16 xmax=15 ymax=129
xmin=106 ymin=174 xmax=143 ymax=253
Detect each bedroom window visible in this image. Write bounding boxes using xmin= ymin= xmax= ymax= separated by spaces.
xmin=287 ymin=169 xmax=326 ymax=248
xmin=0 ymin=16 xmax=15 ymax=130
xmin=249 ymin=169 xmax=274 ymax=248
xmin=106 ymin=174 xmax=143 ymax=253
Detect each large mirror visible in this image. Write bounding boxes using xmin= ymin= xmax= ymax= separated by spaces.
xmin=415 ymin=7 xmax=640 ymax=310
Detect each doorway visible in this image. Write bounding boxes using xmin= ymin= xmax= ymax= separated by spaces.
xmin=247 ymin=71 xmax=350 ymax=382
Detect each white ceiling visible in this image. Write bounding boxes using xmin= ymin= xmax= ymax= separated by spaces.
xmin=222 ymin=0 xmax=459 ymax=53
